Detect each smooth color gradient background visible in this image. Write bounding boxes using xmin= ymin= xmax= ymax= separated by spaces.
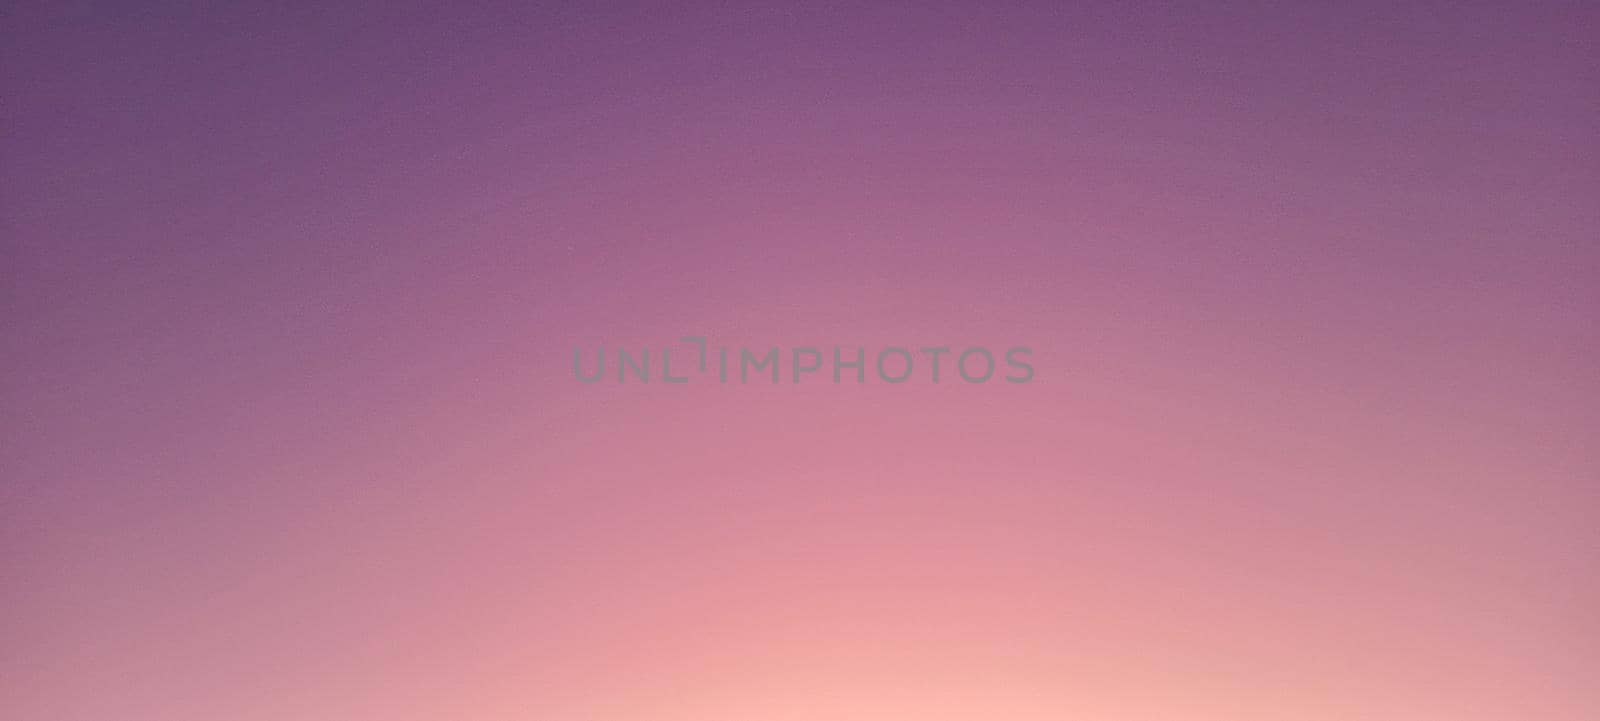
xmin=4 ymin=2 xmax=1597 ymax=719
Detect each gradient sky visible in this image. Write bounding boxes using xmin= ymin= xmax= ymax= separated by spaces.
xmin=3 ymin=2 xmax=1597 ymax=720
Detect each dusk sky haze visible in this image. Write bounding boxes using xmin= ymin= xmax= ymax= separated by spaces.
xmin=4 ymin=3 xmax=1597 ymax=719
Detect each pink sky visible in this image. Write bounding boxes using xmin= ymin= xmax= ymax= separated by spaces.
xmin=4 ymin=2 xmax=1597 ymax=719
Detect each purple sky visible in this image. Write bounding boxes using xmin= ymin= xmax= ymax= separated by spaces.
xmin=4 ymin=3 xmax=1597 ymax=720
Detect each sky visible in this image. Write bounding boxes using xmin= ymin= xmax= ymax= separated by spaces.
xmin=3 ymin=2 xmax=1597 ymax=720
